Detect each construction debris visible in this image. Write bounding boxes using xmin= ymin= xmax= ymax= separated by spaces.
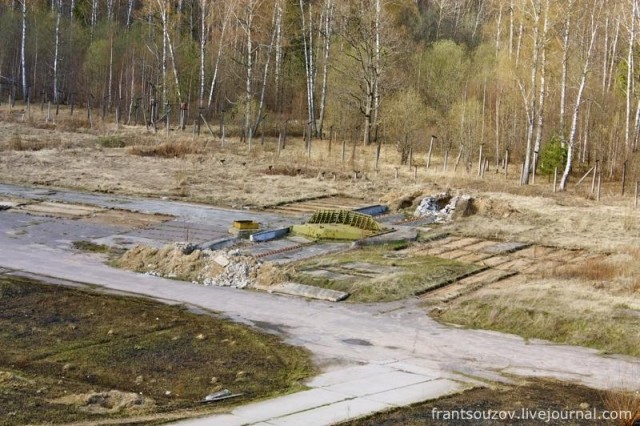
xmin=116 ymin=243 xmax=268 ymax=289
xmin=413 ymin=193 xmax=472 ymax=223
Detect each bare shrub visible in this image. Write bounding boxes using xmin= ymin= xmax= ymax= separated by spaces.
xmin=265 ymin=164 xmax=311 ymax=177
xmin=56 ymin=117 xmax=90 ymax=132
xmin=8 ymin=134 xmax=24 ymax=151
xmin=554 ymin=259 xmax=618 ymax=282
xmin=128 ymin=141 xmax=203 ymax=158
xmin=604 ymin=390 xmax=640 ymax=426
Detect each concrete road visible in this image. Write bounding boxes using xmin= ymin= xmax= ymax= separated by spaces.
xmin=1 ymin=185 xmax=639 ymax=425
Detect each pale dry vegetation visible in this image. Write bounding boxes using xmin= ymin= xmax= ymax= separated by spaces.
xmin=604 ymin=390 xmax=640 ymax=426
xmin=435 ymin=277 xmax=640 ymax=356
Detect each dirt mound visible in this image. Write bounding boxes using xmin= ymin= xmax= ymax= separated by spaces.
xmin=379 ymin=190 xmax=425 ymax=211
xmin=51 ymin=390 xmax=155 ymax=414
xmin=469 ymin=197 xmax=519 ymax=218
xmin=116 ymin=243 xmax=281 ymax=288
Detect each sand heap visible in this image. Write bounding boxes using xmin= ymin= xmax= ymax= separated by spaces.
xmin=116 ymin=243 xmax=276 ymax=288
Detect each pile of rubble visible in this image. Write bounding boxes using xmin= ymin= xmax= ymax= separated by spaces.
xmin=413 ymin=192 xmax=472 ymax=223
xmin=117 ymin=243 xmax=262 ymax=289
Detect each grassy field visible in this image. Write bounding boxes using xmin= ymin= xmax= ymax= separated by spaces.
xmin=291 ymin=245 xmax=482 ymax=302
xmin=0 ymin=275 xmax=313 ymax=425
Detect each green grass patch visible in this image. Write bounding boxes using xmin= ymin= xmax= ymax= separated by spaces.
xmin=72 ymin=240 xmax=111 ymax=253
xmin=0 ymin=275 xmax=313 ymax=424
xmin=291 ymin=246 xmax=481 ymax=303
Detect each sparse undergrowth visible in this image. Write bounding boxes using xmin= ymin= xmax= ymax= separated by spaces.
xmin=128 ymin=141 xmax=204 ymax=158
xmin=0 ymin=275 xmax=313 ymax=425
xmin=433 ymin=277 xmax=640 ymax=357
xmin=72 ymin=240 xmax=111 ymax=253
xmin=552 ymin=248 xmax=640 ymax=294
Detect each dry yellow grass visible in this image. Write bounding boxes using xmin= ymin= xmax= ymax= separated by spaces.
xmin=604 ymin=390 xmax=640 ymax=426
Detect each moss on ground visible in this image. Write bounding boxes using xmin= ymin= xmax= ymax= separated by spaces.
xmin=292 ymin=245 xmax=481 ymax=303
xmin=0 ymin=275 xmax=313 ymax=425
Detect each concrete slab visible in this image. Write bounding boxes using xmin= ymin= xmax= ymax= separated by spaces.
xmin=482 ymin=241 xmax=530 ymax=254
xmin=92 ymin=235 xmax=167 ymax=249
xmin=478 ymin=255 xmax=511 ymax=267
xmin=357 ymin=226 xmax=418 ymax=246
xmin=365 ymin=378 xmax=464 ymax=406
xmin=269 ymin=397 xmax=392 ymax=426
xmin=442 ymin=237 xmax=482 ymax=250
xmin=269 ymin=282 xmax=349 ymax=302
xmin=267 ymin=243 xmax=348 ymax=264
xmin=172 ymin=413 xmax=252 ymax=426
xmin=303 ymin=269 xmax=357 ymax=281
xmin=437 ymin=248 xmax=472 ymax=260
xmin=250 ymin=227 xmax=290 ymax=242
xmin=456 ymin=252 xmax=494 ymax=263
xmin=323 ymin=371 xmax=430 ymax=397
xmin=233 ymin=388 xmax=349 ymax=421
xmin=17 ymin=201 xmax=104 ymax=218
xmin=308 ymin=364 xmax=395 ymax=388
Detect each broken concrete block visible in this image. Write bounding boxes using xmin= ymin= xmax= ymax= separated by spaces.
xmin=213 ymin=254 xmax=230 ymax=267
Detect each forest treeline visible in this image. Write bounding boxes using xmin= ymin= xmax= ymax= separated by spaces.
xmin=1 ymin=0 xmax=640 ymax=187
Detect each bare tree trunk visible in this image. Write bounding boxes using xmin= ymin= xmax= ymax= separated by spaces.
xmin=521 ymin=0 xmax=541 ymax=185
xmin=515 ymin=19 xmax=523 ymax=67
xmin=274 ymin=0 xmax=283 ymax=113
xmin=317 ymin=0 xmax=333 ymax=138
xmin=91 ymin=0 xmax=97 ymax=39
xmin=607 ymin=18 xmax=620 ymax=92
xmin=164 ymin=15 xmax=181 ymax=102
xmin=127 ymin=0 xmax=134 ymax=28
xmin=495 ymin=4 xmax=502 ymax=57
xmin=108 ymin=32 xmax=114 ymax=111
xmin=20 ymin=0 xmax=27 ymax=101
xmin=242 ymin=1 xmax=256 ymax=145
xmin=559 ymin=9 xmax=571 ymax=136
xmin=207 ymin=5 xmax=230 ymax=108
xmin=626 ymin=0 xmax=637 ymax=150
xmin=532 ymin=0 xmax=549 ymax=175
xmin=508 ymin=0 xmax=514 ymax=57
xmin=560 ymin=5 xmax=600 ymax=190
xmin=199 ymin=0 xmax=207 ymax=107
xmin=371 ymin=0 xmax=381 ymax=144
xmin=161 ymin=1 xmax=167 ymax=107
xmin=53 ymin=0 xmax=62 ymax=104
xmin=299 ymin=0 xmax=316 ymax=138
xmin=253 ymin=4 xmax=278 ymax=135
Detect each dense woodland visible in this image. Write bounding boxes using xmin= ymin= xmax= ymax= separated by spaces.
xmin=2 ymin=0 xmax=640 ymax=187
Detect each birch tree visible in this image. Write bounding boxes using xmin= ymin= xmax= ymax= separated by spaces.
xmin=299 ymin=0 xmax=316 ymax=136
xmin=517 ymin=0 xmax=541 ymax=185
xmin=19 ymin=0 xmax=27 ymax=100
xmin=53 ymin=0 xmax=62 ymax=103
xmin=199 ymin=0 xmax=207 ymax=107
xmin=317 ymin=0 xmax=334 ymax=138
xmin=560 ymin=2 xmax=601 ymax=190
